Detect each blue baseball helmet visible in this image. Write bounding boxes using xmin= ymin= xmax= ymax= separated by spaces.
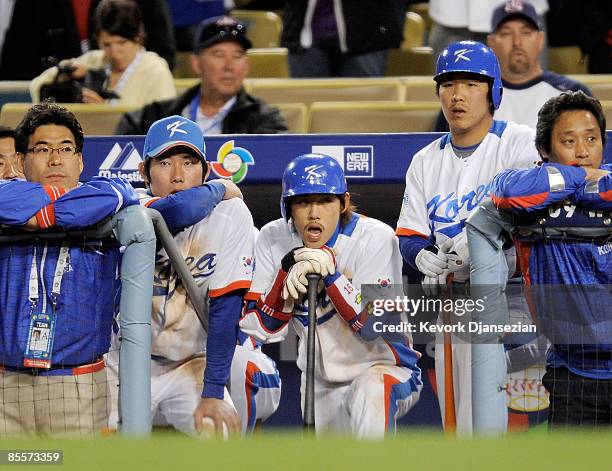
xmin=280 ymin=153 xmax=347 ymax=220
xmin=434 ymin=40 xmax=503 ymax=109
xmin=143 ymin=115 xmax=206 ymax=162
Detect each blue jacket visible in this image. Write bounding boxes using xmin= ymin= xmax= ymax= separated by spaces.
xmin=0 ymin=177 xmax=138 ymax=369
xmin=492 ymin=163 xmax=612 ymax=378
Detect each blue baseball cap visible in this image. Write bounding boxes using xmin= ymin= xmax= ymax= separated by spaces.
xmin=142 ymin=115 xmax=206 ymax=162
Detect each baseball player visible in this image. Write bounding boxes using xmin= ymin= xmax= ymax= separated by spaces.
xmin=491 ymin=91 xmax=612 ymax=427
xmin=240 ymin=153 xmax=422 ymax=438
xmin=107 ymin=115 xmax=280 ymax=435
xmin=395 ymin=41 xmax=540 ymax=434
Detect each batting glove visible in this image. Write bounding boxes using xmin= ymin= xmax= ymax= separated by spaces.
xmin=415 ymin=245 xmax=449 ymax=277
xmin=282 ymin=260 xmax=316 ymax=300
xmin=292 ymin=246 xmax=336 ymax=277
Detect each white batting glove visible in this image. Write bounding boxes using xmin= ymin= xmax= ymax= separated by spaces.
xmin=282 ymin=260 xmax=316 ymax=300
xmin=415 ymin=245 xmax=449 ymax=277
xmin=292 ymin=246 xmax=336 ymax=277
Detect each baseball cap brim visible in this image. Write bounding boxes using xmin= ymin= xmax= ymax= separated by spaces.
xmin=145 ymin=141 xmax=205 ymax=161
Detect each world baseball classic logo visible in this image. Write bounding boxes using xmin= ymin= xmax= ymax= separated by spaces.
xmin=210 ymin=140 xmax=254 ymax=183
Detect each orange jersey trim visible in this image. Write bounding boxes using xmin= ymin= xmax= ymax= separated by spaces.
xmin=395 ymin=228 xmax=428 ymax=238
xmin=491 ymin=192 xmax=548 ymax=210
xmin=209 ymin=280 xmax=252 ymax=298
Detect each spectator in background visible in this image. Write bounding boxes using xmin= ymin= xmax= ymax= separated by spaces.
xmin=0 ymin=125 xmax=23 ymax=180
xmin=281 ymin=0 xmax=407 ymax=77
xmin=434 ymin=0 xmax=592 ymax=132
xmin=29 ymin=0 xmax=176 ymax=108
xmin=0 ymin=0 xmax=175 ymax=80
xmin=428 ymin=0 xmax=549 ymax=67
xmin=116 ymin=16 xmax=287 ymax=135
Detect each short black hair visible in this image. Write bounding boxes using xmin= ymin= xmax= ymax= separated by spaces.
xmin=0 ymin=125 xmax=15 ymax=140
xmin=93 ymin=0 xmax=144 ymax=44
xmin=435 ymin=72 xmax=496 ymax=115
xmin=535 ymin=91 xmax=607 ymax=156
xmin=14 ymin=102 xmax=84 ymax=155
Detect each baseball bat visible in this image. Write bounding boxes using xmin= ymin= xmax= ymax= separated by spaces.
xmin=303 ymin=273 xmax=320 ymax=432
xmin=442 ymin=274 xmax=457 ymax=433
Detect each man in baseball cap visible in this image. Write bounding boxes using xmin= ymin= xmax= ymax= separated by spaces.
xmin=486 ymin=0 xmax=592 ymax=129
xmin=116 ymin=16 xmax=286 ymax=136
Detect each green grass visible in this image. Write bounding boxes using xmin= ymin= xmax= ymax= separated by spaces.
xmin=1 ymin=430 xmax=610 ymax=470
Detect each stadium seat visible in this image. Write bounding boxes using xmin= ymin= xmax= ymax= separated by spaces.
xmin=600 ymin=101 xmax=612 ymax=128
xmin=0 ymin=103 xmax=138 ymax=135
xmin=247 ymin=48 xmax=289 ymax=78
xmin=174 ymin=52 xmax=195 ymax=79
xmin=174 ymin=78 xmax=200 ymax=95
xmin=402 ymin=12 xmax=426 ymax=50
xmin=566 ymin=75 xmax=612 ymax=101
xmin=588 ymin=83 xmax=612 ymax=102
xmin=231 ymin=10 xmax=282 ymax=48
xmin=275 ymin=103 xmax=308 ymax=134
xmin=308 ymin=101 xmax=440 ymax=133
xmin=386 ymin=47 xmax=435 ymax=76
xmin=0 ymin=81 xmax=31 ymax=107
xmin=547 ymin=46 xmax=588 ymax=75
xmin=248 ymin=78 xmax=405 ymax=106
xmin=401 ymin=77 xmax=437 ymax=102
xmin=408 ymin=2 xmax=433 ymax=39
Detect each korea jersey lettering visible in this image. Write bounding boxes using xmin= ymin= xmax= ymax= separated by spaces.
xmin=0 ymin=177 xmax=138 ymax=368
xmin=139 ymin=190 xmax=254 ymax=361
xmin=492 ymin=163 xmax=612 ymax=378
xmin=247 ymin=214 xmax=420 ymax=384
xmin=397 ymin=120 xmax=540 ymax=248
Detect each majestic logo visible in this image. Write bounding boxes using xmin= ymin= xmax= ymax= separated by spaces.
xmin=454 ymin=48 xmax=473 ymax=63
xmin=166 ymin=120 xmax=187 ymax=137
xmin=97 ymin=142 xmax=143 ymax=182
xmin=311 ymin=146 xmax=374 ymax=178
xmin=210 ymin=140 xmax=254 ymax=183
xmin=304 ymin=164 xmax=323 ymax=182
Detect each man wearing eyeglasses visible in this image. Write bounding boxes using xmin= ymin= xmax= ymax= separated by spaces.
xmin=116 ymin=15 xmax=288 ymax=136
xmin=0 ymin=102 xmax=139 ymax=437
xmin=0 ymin=125 xmax=23 ymax=180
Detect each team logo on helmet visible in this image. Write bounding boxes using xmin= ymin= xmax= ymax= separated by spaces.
xmin=304 ymin=164 xmax=323 ymax=182
xmin=166 ymin=120 xmax=188 ymax=137
xmin=210 ymin=140 xmax=254 ymax=183
xmin=453 ymin=48 xmax=473 ymax=62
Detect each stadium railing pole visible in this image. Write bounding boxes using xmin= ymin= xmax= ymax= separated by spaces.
xmin=113 ymin=205 xmax=156 ymax=436
xmin=147 ymin=209 xmax=209 ymax=332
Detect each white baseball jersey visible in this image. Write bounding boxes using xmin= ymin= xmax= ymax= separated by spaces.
xmin=250 ymin=214 xmax=421 ymax=384
xmin=139 ymin=191 xmax=255 ymax=361
xmin=397 ymin=120 xmax=539 ymax=247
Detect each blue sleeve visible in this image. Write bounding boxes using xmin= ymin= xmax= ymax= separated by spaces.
xmin=491 ymin=163 xmax=587 ymax=213
xmin=398 ymin=235 xmax=430 ymax=271
xmin=0 ymin=180 xmax=51 ymax=225
xmin=202 ymin=290 xmax=243 ymax=399
xmin=146 ymin=182 xmax=225 ymax=233
xmin=573 ymin=164 xmax=612 ymax=211
xmin=55 ymin=177 xmax=139 ymax=229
